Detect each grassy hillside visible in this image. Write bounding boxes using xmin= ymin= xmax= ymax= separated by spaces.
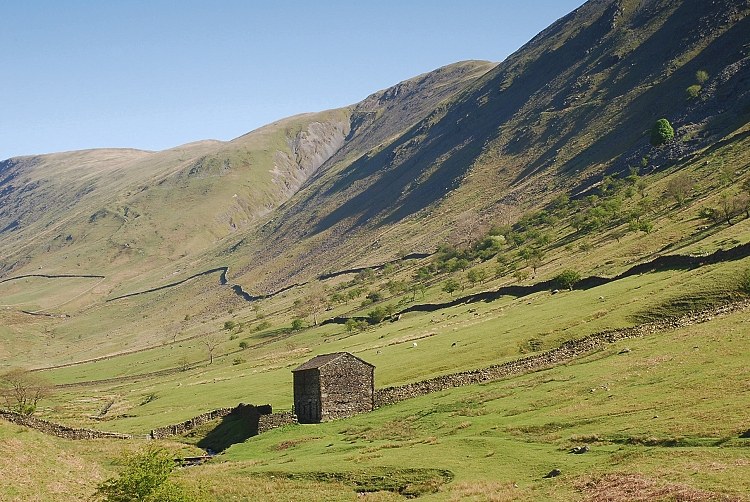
xmin=2 ymin=1 xmax=750 ymax=500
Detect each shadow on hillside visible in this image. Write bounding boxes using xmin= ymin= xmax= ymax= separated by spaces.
xmin=195 ymin=404 xmax=269 ymax=453
xmin=321 ymin=240 xmax=750 ymax=325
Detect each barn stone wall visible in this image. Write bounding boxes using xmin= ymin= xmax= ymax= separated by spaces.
xmin=294 ymin=370 xmax=322 ymax=423
xmin=319 ymin=355 xmax=374 ymax=421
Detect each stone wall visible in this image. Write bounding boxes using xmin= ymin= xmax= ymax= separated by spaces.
xmin=294 ymin=369 xmax=322 ymax=423
xmin=258 ymin=411 xmax=297 ymax=433
xmin=374 ymin=300 xmax=749 ymax=406
xmin=320 ymin=355 xmax=374 ymax=421
xmin=0 ymin=410 xmax=131 ymax=440
xmin=149 ymin=407 xmax=234 ymax=439
xmin=149 ymin=405 xmax=297 ymax=439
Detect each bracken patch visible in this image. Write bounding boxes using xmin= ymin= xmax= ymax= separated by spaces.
xmin=578 ymin=473 xmax=744 ymax=502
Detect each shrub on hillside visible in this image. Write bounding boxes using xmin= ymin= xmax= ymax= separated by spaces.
xmin=665 ymin=173 xmax=694 ymax=206
xmin=466 ymin=268 xmax=487 ymax=286
xmin=95 ymin=447 xmax=195 ymax=502
xmin=685 ymin=84 xmax=701 ymax=100
xmin=442 ymin=278 xmax=461 ymax=297
xmin=738 ymin=269 xmax=750 ymax=294
xmin=650 ymin=118 xmax=674 ymax=146
xmin=554 ymin=269 xmax=581 ymax=291
xmin=367 ymin=306 xmax=388 ymax=324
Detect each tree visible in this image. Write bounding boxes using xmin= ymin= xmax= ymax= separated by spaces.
xmin=345 ymin=318 xmax=368 ymax=332
xmin=519 ymin=246 xmax=545 ymax=276
xmin=717 ymin=192 xmax=740 ymax=225
xmin=0 ymin=369 xmax=49 ymax=415
xmin=367 ymin=306 xmax=388 ymax=324
xmin=304 ymin=282 xmax=328 ymax=326
xmin=650 ymin=118 xmax=674 ymax=146
xmin=238 ymin=341 xmax=248 ymax=350
xmin=738 ymin=268 xmax=750 ymax=294
xmin=442 ymin=279 xmax=461 ymax=297
xmin=177 ymin=357 xmax=190 ymax=372
xmin=665 ymin=173 xmax=694 ymax=206
xmin=291 ymin=318 xmax=305 ymax=331
xmin=202 ymin=334 xmax=221 ymax=365
xmin=95 ymin=447 xmax=194 ymax=502
xmin=449 ymin=209 xmax=487 ymax=250
xmin=695 ymin=70 xmax=709 ymax=84
xmin=466 ymin=268 xmax=487 ymax=286
xmin=554 ymin=269 xmax=581 ymax=291
xmin=735 ymin=192 xmax=750 ymax=219
xmin=685 ymin=84 xmax=701 ymax=100
xmin=293 ymin=283 xmax=327 ymax=326
xmin=513 ymin=269 xmax=530 ymax=283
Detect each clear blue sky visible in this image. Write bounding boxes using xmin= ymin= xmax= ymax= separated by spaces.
xmin=1 ymin=1 xmax=585 ymax=160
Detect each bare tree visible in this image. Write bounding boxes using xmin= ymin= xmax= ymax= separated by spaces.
xmin=295 ymin=282 xmax=327 ymax=326
xmin=202 ymin=334 xmax=222 ymax=365
xmin=449 ymin=209 xmax=488 ymax=250
xmin=664 ymin=173 xmax=694 ymax=206
xmin=1 ymin=369 xmax=49 ymax=415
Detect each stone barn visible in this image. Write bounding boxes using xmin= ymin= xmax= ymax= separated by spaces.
xmin=292 ymin=352 xmax=375 ymax=424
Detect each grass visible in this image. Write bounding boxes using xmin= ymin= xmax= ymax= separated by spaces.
xmin=23 ymin=253 xmax=748 ymax=436
xmin=0 ymin=421 xmax=202 ymax=502
xmin=204 ymin=308 xmax=750 ymax=500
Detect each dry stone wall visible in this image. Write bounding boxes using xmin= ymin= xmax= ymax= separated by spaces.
xmin=374 ymin=300 xmax=749 ymax=406
xmin=258 ymin=411 xmax=297 ymax=433
xmin=149 ymin=405 xmax=297 ymax=439
xmin=0 ymin=410 xmax=131 ymax=440
xmin=149 ymin=407 xmax=234 ymax=439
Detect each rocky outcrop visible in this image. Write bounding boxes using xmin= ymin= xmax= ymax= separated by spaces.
xmin=271 ymin=120 xmax=350 ymax=197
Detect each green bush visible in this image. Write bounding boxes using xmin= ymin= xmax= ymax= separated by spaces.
xmin=554 ymin=269 xmax=581 ymax=291
xmin=345 ymin=318 xmax=369 ymax=332
xmin=442 ymin=279 xmax=461 ymax=296
xmin=95 ymin=447 xmax=195 ymax=501
xmin=738 ymin=269 xmax=750 ymax=294
xmin=466 ymin=268 xmax=487 ymax=285
xmin=254 ymin=321 xmax=271 ymax=332
xmin=367 ymin=306 xmax=388 ymax=324
xmin=685 ymin=84 xmax=701 ymax=99
xmin=291 ymin=319 xmax=305 ymax=331
xmin=650 ymin=118 xmax=674 ymax=146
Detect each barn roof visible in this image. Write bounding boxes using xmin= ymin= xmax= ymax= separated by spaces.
xmin=292 ymin=352 xmax=374 ymax=372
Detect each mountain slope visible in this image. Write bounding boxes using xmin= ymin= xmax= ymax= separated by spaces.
xmin=224 ymin=0 xmax=750 ymax=291
xmin=0 ymin=62 xmax=492 ymax=289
